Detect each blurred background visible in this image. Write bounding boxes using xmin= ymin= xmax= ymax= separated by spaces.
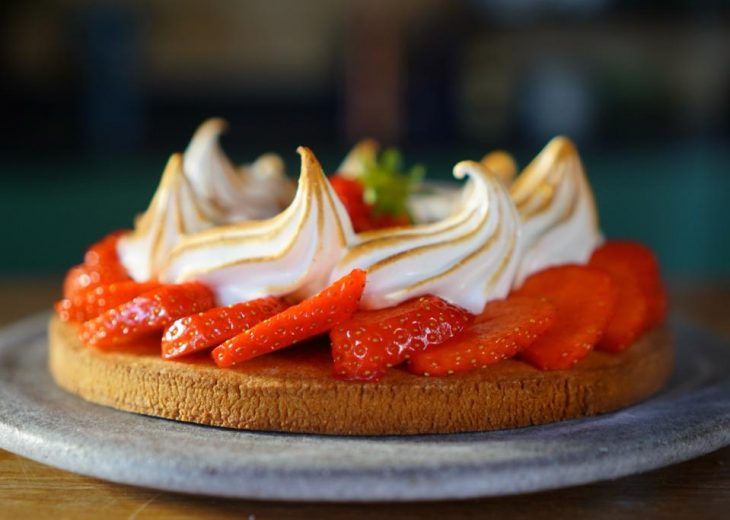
xmin=1 ymin=0 xmax=729 ymax=282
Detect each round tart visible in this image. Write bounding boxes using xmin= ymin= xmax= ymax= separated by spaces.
xmin=49 ymin=316 xmax=673 ymax=435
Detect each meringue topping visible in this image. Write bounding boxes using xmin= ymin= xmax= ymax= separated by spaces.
xmin=118 ymin=154 xmax=223 ymax=281
xmin=336 ymin=138 xmax=379 ymax=178
xmin=119 ymin=119 xmax=295 ymax=281
xmin=510 ymin=136 xmax=602 ymax=285
xmin=161 ymin=147 xmax=355 ymax=305
xmin=183 ymin=118 xmax=294 ymax=221
xmin=481 ymin=150 xmax=518 ymax=186
xmin=120 ymin=121 xmax=602 ymax=315
xmin=332 ymin=161 xmax=522 ymax=314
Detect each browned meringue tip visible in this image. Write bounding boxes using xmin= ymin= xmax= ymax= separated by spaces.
xmin=481 ymin=150 xmax=517 ymax=185
xmin=296 ymin=146 xmax=328 ymax=181
xmin=194 ymin=117 xmax=228 ymax=136
xmin=453 ymin=159 xmax=488 ymax=180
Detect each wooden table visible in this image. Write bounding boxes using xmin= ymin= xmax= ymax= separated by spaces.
xmin=2 ymin=278 xmax=729 ymax=519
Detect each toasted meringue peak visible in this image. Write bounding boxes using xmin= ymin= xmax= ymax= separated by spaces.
xmin=183 ymin=118 xmax=294 ymax=222
xmin=481 ymin=150 xmax=517 ymax=185
xmin=337 ymin=138 xmax=379 ymax=177
xmin=161 ymin=147 xmax=355 ymax=305
xmin=333 ymin=161 xmax=522 ymax=314
xmin=510 ymin=136 xmax=602 ymax=285
xmin=118 ymin=154 xmax=223 ymax=281
xmin=120 ymin=120 xmax=602 ymax=314
xmin=235 ymin=153 xmax=295 ymax=220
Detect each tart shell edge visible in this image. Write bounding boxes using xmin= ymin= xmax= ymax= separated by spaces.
xmin=48 ymin=316 xmax=673 ymax=435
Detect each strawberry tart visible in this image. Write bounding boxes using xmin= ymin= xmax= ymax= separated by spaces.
xmin=49 ymin=119 xmax=671 ymax=434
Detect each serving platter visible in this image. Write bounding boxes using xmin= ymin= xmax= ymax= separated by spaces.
xmin=1 ymin=313 xmax=729 ymax=501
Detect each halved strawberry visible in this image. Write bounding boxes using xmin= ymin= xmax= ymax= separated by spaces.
xmin=407 ymin=296 xmax=556 ymax=376
xmin=513 ymin=265 xmax=617 ymax=370
xmin=212 ymin=269 xmax=366 ymax=368
xmin=63 ymin=232 xmax=131 ymax=298
xmin=162 ymin=297 xmax=287 ymax=359
xmin=55 ymin=280 xmax=161 ymax=323
xmin=80 ymin=282 xmax=215 ymax=348
xmin=331 ymin=295 xmax=474 ymax=381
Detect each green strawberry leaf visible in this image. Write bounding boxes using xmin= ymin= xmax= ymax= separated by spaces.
xmin=357 ymin=148 xmax=424 ymax=219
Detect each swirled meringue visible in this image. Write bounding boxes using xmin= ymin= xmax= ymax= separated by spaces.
xmin=120 ymin=124 xmax=602 ymax=315
xmin=510 ymin=136 xmax=602 ymax=285
xmin=481 ymin=150 xmax=518 ymax=186
xmin=183 ymin=118 xmax=294 ymax=221
xmin=119 ymin=119 xmax=295 ymax=281
xmin=161 ymin=147 xmax=355 ymax=305
xmin=118 ymin=154 xmax=224 ymax=281
xmin=332 ymin=161 xmax=521 ymax=314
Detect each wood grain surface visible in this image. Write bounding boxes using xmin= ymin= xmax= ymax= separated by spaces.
xmin=1 ymin=278 xmax=729 ymax=519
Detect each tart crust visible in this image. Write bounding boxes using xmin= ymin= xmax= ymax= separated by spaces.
xmin=48 ymin=316 xmax=673 ymax=435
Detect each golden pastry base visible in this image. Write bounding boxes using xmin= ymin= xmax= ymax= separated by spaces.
xmin=49 ymin=316 xmax=673 ymax=435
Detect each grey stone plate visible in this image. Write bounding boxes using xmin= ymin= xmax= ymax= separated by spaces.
xmin=1 ymin=313 xmax=729 ymax=502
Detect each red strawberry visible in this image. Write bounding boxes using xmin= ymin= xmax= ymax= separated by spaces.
xmin=331 ymin=295 xmax=474 ymax=381
xmin=589 ymin=242 xmax=659 ymax=351
xmin=63 ymin=232 xmax=131 ymax=298
xmin=212 ymin=269 xmax=366 ymax=368
xmin=162 ymin=297 xmax=287 ymax=359
xmin=330 ymin=176 xmax=373 ymax=232
xmin=63 ymin=265 xmax=97 ymax=299
xmin=55 ymin=280 xmax=161 ymax=323
xmin=330 ymin=175 xmax=411 ymax=232
xmin=648 ymin=287 xmax=667 ymax=329
xmin=408 ymin=296 xmax=556 ymax=376
xmin=591 ymin=241 xmax=666 ymax=331
xmin=513 ymin=265 xmax=617 ymax=370
xmin=84 ymin=230 xmax=128 ymax=267
xmin=369 ymin=212 xmax=411 ymax=229
xmin=80 ymin=282 xmax=215 ymax=348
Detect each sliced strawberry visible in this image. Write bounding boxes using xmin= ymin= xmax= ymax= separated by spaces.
xmin=80 ymin=282 xmax=215 ymax=348
xmin=407 ymin=296 xmax=556 ymax=376
xmin=84 ymin=230 xmax=128 ymax=267
xmin=589 ymin=242 xmax=660 ymax=351
xmin=330 ymin=176 xmax=373 ymax=232
xmin=590 ymin=240 xmax=666 ymax=330
xmin=162 ymin=297 xmax=287 ymax=359
xmin=212 ymin=269 xmax=366 ymax=368
xmin=513 ymin=265 xmax=617 ymax=370
xmin=63 ymin=265 xmax=96 ymax=299
xmin=55 ymin=280 xmax=161 ymax=323
xmin=63 ymin=232 xmax=131 ymax=298
xmin=331 ymin=295 xmax=474 ymax=381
